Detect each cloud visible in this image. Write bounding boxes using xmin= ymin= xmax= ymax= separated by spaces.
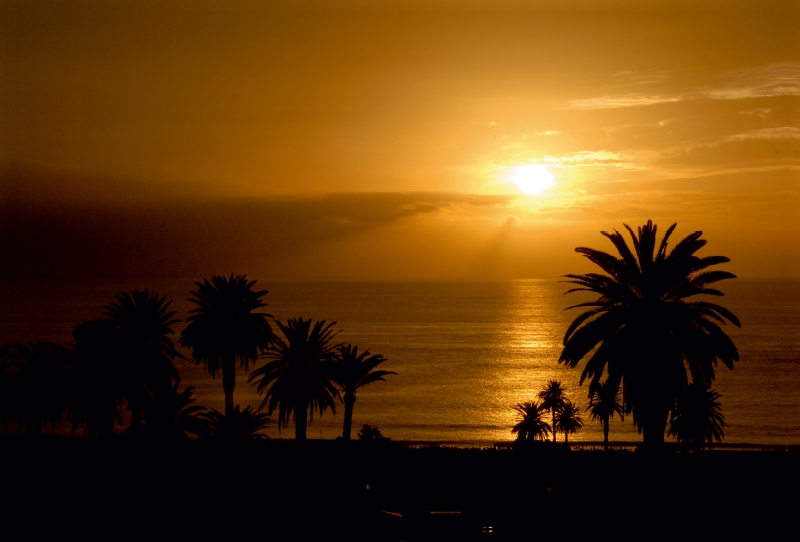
xmin=502 ymin=215 xmax=518 ymax=228
xmin=563 ymin=63 xmax=800 ymax=110
xmin=0 ymin=167 xmax=517 ymax=279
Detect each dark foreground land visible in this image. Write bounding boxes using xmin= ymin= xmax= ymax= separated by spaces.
xmin=2 ymin=438 xmax=798 ymax=540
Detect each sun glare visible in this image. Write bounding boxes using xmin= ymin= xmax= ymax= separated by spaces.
xmin=511 ymin=165 xmax=554 ymax=195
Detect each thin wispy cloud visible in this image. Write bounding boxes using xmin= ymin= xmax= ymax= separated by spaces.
xmin=564 ymin=63 xmax=800 ymax=110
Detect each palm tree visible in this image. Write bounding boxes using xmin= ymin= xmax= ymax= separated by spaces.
xmin=104 ymin=290 xmax=183 ymax=429
xmin=1 ymin=344 xmax=15 ymax=433
xmin=139 ymin=384 xmax=209 ymax=440
xmin=248 ymin=318 xmax=341 ymax=442
xmin=202 ymin=406 xmax=271 ymax=441
xmin=69 ymin=320 xmax=125 ymax=437
xmin=180 ymin=275 xmax=274 ymax=416
xmin=330 ymin=344 xmax=396 ymax=441
xmin=560 ymin=221 xmax=740 ymax=447
xmin=10 ymin=342 xmax=70 ymax=435
xmin=537 ymin=379 xmax=567 ymax=443
xmin=668 ymin=383 xmax=726 ymax=453
xmin=555 ymin=400 xmax=583 ymax=445
xmin=511 ymin=400 xmax=551 ymax=442
xmin=588 ymin=380 xmax=625 ymax=451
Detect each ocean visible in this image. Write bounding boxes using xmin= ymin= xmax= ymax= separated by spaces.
xmin=2 ymin=277 xmax=799 ymax=446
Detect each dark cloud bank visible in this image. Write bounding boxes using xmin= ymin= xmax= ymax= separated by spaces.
xmin=1 ymin=167 xmax=514 ymax=279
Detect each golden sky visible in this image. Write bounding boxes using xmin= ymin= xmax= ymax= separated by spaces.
xmin=2 ymin=1 xmax=798 ymax=279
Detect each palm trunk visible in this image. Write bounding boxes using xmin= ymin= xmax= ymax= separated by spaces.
xmin=295 ymin=402 xmax=308 ymax=442
xmin=641 ymin=408 xmax=668 ymax=449
xmin=342 ymin=392 xmax=356 ymax=441
xmin=222 ymin=356 xmax=236 ymax=417
xmin=552 ymin=409 xmax=557 ymax=443
xmin=603 ymin=418 xmax=609 ymax=452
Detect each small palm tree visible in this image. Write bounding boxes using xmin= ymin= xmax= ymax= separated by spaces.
xmin=248 ymin=318 xmax=341 ymax=442
xmin=511 ymin=401 xmax=551 ymax=442
xmin=139 ymin=384 xmax=208 ymax=440
xmin=10 ymin=342 xmax=70 ymax=435
xmin=555 ymin=400 xmax=584 ymax=445
xmin=537 ymin=379 xmax=566 ymax=443
xmin=1 ymin=344 xmax=16 ymax=433
xmin=69 ymin=320 xmax=125 ymax=437
xmin=202 ymin=406 xmax=271 ymax=441
xmin=330 ymin=344 xmax=396 ymax=441
xmin=180 ymin=275 xmax=274 ymax=416
xmin=104 ymin=290 xmax=183 ymax=429
xmin=588 ymin=380 xmax=625 ymax=451
xmin=668 ymin=383 xmax=726 ymax=453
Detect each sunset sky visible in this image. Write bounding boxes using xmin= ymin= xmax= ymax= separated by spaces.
xmin=2 ymin=0 xmax=798 ymax=280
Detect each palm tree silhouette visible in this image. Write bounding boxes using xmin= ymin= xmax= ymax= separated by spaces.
xmin=1 ymin=344 xmax=15 ymax=433
xmin=555 ymin=400 xmax=583 ymax=445
xmin=511 ymin=400 xmax=551 ymax=442
xmin=202 ymin=405 xmax=271 ymax=441
xmin=537 ymin=379 xmax=566 ymax=443
xmin=69 ymin=320 xmax=125 ymax=437
xmin=330 ymin=344 xmax=396 ymax=441
xmin=104 ymin=290 xmax=183 ymax=430
xmin=248 ymin=318 xmax=341 ymax=442
xmin=139 ymin=383 xmax=208 ymax=440
xmin=668 ymin=383 xmax=726 ymax=452
xmin=560 ymin=221 xmax=740 ymax=447
xmin=10 ymin=342 xmax=70 ymax=435
xmin=180 ymin=275 xmax=274 ymax=416
xmin=588 ymin=380 xmax=624 ymax=451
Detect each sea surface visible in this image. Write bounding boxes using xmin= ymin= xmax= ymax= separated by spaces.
xmin=2 ymin=278 xmax=799 ymax=446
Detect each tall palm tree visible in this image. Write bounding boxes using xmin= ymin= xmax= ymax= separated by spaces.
xmin=668 ymin=383 xmax=726 ymax=453
xmin=537 ymin=379 xmax=567 ymax=443
xmin=10 ymin=342 xmax=70 ymax=435
xmin=560 ymin=221 xmax=740 ymax=447
xmin=180 ymin=275 xmax=273 ymax=416
xmin=104 ymin=290 xmax=183 ymax=429
xmin=511 ymin=400 xmax=551 ymax=442
xmin=330 ymin=344 xmax=396 ymax=441
xmin=248 ymin=318 xmax=341 ymax=442
xmin=555 ymin=400 xmax=583 ymax=445
xmin=588 ymin=380 xmax=625 ymax=451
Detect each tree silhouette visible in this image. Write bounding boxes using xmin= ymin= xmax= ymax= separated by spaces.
xmin=248 ymin=318 xmax=341 ymax=442
xmin=330 ymin=344 xmax=396 ymax=441
xmin=588 ymin=380 xmax=624 ymax=451
xmin=202 ymin=405 xmax=270 ymax=441
xmin=69 ymin=320 xmax=125 ymax=437
xmin=0 ymin=344 xmax=15 ymax=432
xmin=511 ymin=401 xmax=551 ymax=442
xmin=668 ymin=383 xmax=726 ymax=453
xmin=560 ymin=221 xmax=740 ymax=447
xmin=555 ymin=400 xmax=583 ymax=445
xmin=537 ymin=379 xmax=566 ymax=443
xmin=180 ymin=275 xmax=273 ymax=416
xmin=9 ymin=342 xmax=70 ymax=435
xmin=139 ymin=384 xmax=208 ymax=440
xmin=357 ymin=424 xmax=385 ymax=441
xmin=104 ymin=290 xmax=183 ymax=430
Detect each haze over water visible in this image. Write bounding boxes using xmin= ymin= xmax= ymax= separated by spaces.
xmin=3 ymin=277 xmax=798 ymax=446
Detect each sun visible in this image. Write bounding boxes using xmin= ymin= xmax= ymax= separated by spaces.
xmin=511 ymin=165 xmax=554 ymax=195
